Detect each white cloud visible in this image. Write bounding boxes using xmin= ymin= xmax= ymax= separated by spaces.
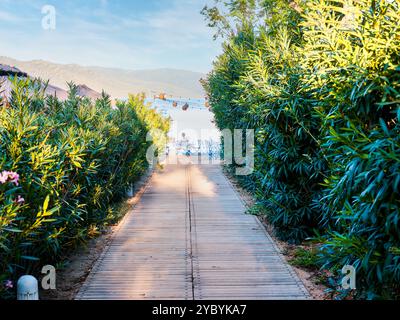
xmin=0 ymin=9 xmax=22 ymax=22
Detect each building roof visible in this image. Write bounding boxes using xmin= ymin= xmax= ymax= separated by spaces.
xmin=0 ymin=64 xmax=28 ymax=77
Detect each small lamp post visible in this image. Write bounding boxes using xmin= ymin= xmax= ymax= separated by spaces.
xmin=17 ymin=275 xmax=39 ymax=300
xmin=126 ymin=185 xmax=134 ymax=198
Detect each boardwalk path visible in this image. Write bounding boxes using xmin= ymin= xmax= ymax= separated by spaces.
xmin=76 ymin=162 xmax=309 ymax=300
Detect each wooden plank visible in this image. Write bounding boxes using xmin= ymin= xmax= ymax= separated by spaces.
xmin=76 ymin=161 xmax=309 ymax=300
xmin=188 ymin=165 xmax=309 ymax=301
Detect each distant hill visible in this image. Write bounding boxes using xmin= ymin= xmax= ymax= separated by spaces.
xmin=75 ymin=84 xmax=102 ymax=100
xmin=0 ymin=64 xmax=68 ymax=100
xmin=0 ymin=64 xmax=103 ymax=101
xmin=0 ymin=57 xmax=206 ymax=99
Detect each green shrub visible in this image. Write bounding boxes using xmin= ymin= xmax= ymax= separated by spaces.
xmin=235 ymin=28 xmax=327 ymax=242
xmin=290 ymin=247 xmax=320 ymax=270
xmin=204 ymin=1 xmax=327 ymax=243
xmin=0 ymin=78 xmax=169 ymax=297
xmin=203 ymin=0 xmax=400 ymax=298
xmin=300 ymin=0 xmax=400 ymax=299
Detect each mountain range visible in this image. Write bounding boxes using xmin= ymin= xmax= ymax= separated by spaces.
xmin=0 ymin=56 xmax=206 ymax=99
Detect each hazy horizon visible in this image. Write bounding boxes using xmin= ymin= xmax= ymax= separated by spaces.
xmin=0 ymin=55 xmax=207 ymax=98
xmin=0 ymin=55 xmax=207 ymax=74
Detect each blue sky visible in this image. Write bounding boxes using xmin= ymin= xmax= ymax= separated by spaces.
xmin=0 ymin=0 xmax=222 ymax=73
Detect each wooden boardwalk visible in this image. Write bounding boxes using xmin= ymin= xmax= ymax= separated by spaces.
xmin=76 ymin=162 xmax=309 ymax=300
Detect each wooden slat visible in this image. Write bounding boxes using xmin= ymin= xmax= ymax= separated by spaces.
xmin=76 ymin=161 xmax=309 ymax=300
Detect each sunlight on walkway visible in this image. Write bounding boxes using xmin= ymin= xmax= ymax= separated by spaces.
xmin=76 ymin=162 xmax=309 ymax=300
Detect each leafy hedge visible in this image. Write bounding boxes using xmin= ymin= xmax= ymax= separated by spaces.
xmin=0 ymin=78 xmax=169 ymax=298
xmin=301 ymin=0 xmax=400 ymax=299
xmin=203 ymin=0 xmax=400 ymax=298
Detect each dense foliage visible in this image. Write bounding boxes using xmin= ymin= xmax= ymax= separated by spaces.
xmin=203 ymin=0 xmax=400 ymax=298
xmin=0 ymin=78 xmax=169 ymax=298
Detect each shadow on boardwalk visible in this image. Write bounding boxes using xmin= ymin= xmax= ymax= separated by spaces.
xmin=76 ymin=160 xmax=310 ymax=300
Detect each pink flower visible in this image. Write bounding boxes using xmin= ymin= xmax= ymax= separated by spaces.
xmin=0 ymin=171 xmax=7 ymax=184
xmin=0 ymin=171 xmax=20 ymax=186
xmin=16 ymin=195 xmax=25 ymax=205
xmin=7 ymin=171 xmax=19 ymax=186
xmin=4 ymin=280 xmax=13 ymax=290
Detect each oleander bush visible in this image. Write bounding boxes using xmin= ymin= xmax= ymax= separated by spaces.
xmin=0 ymin=78 xmax=169 ymax=298
xmin=301 ymin=0 xmax=400 ymax=299
xmin=203 ymin=0 xmax=400 ymax=298
xmin=203 ymin=1 xmax=327 ymax=242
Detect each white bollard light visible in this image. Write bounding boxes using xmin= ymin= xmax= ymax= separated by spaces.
xmin=126 ymin=185 xmax=134 ymax=198
xmin=17 ymin=275 xmax=39 ymax=300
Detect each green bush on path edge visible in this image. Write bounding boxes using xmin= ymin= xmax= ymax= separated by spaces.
xmin=0 ymin=78 xmax=169 ymax=299
xmin=202 ymin=0 xmax=400 ymax=299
